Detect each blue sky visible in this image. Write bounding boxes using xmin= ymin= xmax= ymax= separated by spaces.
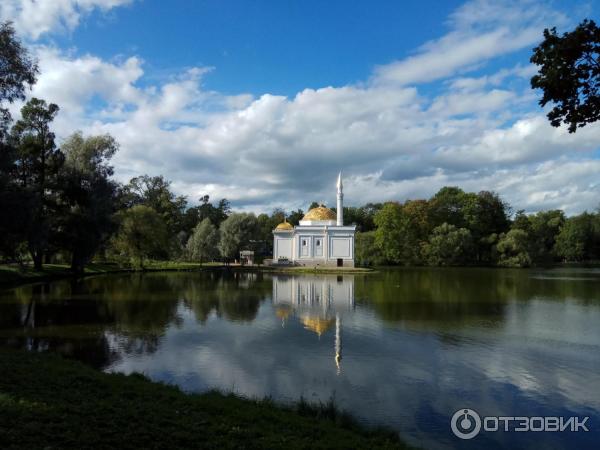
xmin=1 ymin=0 xmax=599 ymax=214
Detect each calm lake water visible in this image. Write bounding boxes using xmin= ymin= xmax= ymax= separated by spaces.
xmin=1 ymin=268 xmax=599 ymax=449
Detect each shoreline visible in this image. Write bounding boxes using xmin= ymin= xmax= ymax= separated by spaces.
xmin=0 ymin=348 xmax=408 ymax=449
xmin=0 ymin=262 xmax=375 ymax=289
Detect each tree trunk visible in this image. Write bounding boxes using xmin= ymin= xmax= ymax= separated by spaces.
xmin=32 ymin=252 xmax=43 ymax=271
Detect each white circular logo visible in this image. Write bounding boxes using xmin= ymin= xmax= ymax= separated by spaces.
xmin=451 ymin=408 xmax=482 ymax=440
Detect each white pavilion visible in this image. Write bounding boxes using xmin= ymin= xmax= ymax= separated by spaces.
xmin=272 ymin=173 xmax=356 ymax=267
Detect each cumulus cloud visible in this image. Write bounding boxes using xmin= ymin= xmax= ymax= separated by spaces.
xmin=373 ymin=0 xmax=567 ymax=85
xmin=3 ymin=0 xmax=600 ymax=215
xmin=0 ymin=0 xmax=133 ymax=39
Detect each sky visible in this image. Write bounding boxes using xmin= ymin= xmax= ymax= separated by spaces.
xmin=1 ymin=0 xmax=599 ymax=215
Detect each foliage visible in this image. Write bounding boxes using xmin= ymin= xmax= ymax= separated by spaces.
xmin=496 ymin=229 xmax=531 ymax=267
xmin=554 ymin=212 xmax=600 ymax=261
xmin=9 ymin=98 xmax=62 ymax=269
xmin=186 ymin=218 xmax=219 ymax=264
xmin=58 ymin=132 xmax=120 ymax=273
xmin=531 ymin=19 xmax=600 ymax=133
xmin=355 ymin=231 xmax=385 ymax=266
xmin=374 ymin=202 xmax=422 ymax=265
xmin=421 ymin=223 xmax=474 ymax=266
xmin=217 ymin=213 xmax=258 ymax=261
xmin=111 ymin=205 xmax=169 ymax=268
xmin=0 ymin=21 xmax=38 ymax=132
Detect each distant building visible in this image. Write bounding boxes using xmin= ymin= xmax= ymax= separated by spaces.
xmin=272 ymin=173 xmax=356 ymax=267
xmin=239 ymin=250 xmax=254 ymax=266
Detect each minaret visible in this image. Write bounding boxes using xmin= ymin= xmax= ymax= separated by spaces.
xmin=336 ymin=172 xmax=343 ymax=226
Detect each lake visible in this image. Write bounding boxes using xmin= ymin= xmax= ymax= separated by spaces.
xmin=1 ymin=268 xmax=599 ymax=449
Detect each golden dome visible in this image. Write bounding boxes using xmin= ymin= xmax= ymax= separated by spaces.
xmin=275 ymin=221 xmax=293 ymax=230
xmin=301 ymin=316 xmax=335 ymax=336
xmin=275 ymin=306 xmax=292 ymax=320
xmin=302 ymin=205 xmax=336 ymax=221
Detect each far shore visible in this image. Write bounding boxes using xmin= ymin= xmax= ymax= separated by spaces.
xmin=0 ymin=261 xmax=375 ymax=289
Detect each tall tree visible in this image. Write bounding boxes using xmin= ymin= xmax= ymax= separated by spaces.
xmin=531 ymin=19 xmax=600 ymax=132
xmin=111 ymin=205 xmax=168 ymax=268
xmin=10 ymin=98 xmax=62 ymax=269
xmin=0 ymin=21 xmax=38 ymax=133
xmin=123 ymin=175 xmax=187 ymax=235
xmin=186 ymin=218 xmax=219 ymax=264
xmin=218 ymin=213 xmax=258 ymax=262
xmin=59 ymin=132 xmax=119 ymax=273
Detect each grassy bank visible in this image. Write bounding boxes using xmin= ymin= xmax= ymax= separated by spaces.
xmin=0 ymin=349 xmax=407 ymax=449
xmin=0 ymin=262 xmax=214 ymax=287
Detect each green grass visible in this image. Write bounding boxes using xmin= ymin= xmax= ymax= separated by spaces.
xmin=0 ymin=349 xmax=408 ymax=449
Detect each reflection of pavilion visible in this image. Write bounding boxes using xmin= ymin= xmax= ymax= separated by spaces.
xmin=272 ymin=275 xmax=354 ymax=374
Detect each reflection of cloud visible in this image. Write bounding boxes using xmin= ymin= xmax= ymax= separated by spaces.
xmin=107 ymin=272 xmax=600 ymax=450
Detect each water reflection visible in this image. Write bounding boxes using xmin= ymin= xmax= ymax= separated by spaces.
xmin=1 ymin=268 xmax=600 ymax=449
xmin=273 ymin=275 xmax=355 ymax=374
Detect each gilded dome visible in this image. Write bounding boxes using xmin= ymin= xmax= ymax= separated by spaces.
xmin=302 ymin=205 xmax=336 ymax=221
xmin=301 ymin=316 xmax=335 ymax=336
xmin=275 ymin=221 xmax=293 ymax=230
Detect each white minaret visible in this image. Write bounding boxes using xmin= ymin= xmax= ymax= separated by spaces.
xmin=336 ymin=172 xmax=343 ymax=226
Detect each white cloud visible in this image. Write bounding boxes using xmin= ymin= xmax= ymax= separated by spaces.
xmin=0 ymin=0 xmax=133 ymax=39
xmin=4 ymin=0 xmax=600 ymax=215
xmin=373 ymin=0 xmax=567 ymax=85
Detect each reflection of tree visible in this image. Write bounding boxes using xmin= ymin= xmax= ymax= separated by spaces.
xmin=173 ymin=271 xmax=271 ymax=323
xmin=0 ymin=281 xmax=119 ymax=368
xmin=93 ymin=273 xmax=183 ymax=355
xmin=355 ymin=268 xmax=600 ymax=327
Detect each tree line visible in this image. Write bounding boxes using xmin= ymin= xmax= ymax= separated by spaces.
xmin=356 ymin=187 xmax=600 ymax=267
xmin=2 ymin=20 xmax=600 ymax=272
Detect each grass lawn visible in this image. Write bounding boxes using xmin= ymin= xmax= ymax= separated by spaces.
xmin=0 ymin=349 xmax=408 ymax=449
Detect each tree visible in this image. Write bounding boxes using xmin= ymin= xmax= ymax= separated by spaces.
xmin=186 ymin=218 xmax=219 ymax=264
xmin=428 ymin=187 xmax=469 ymax=229
xmin=496 ymin=229 xmax=531 ymax=267
xmin=526 ymin=210 xmax=565 ymax=263
xmin=374 ymin=202 xmax=422 ymax=265
xmin=0 ymin=21 xmax=38 ymax=133
xmin=111 ymin=205 xmax=169 ymax=268
xmin=58 ymin=132 xmax=119 ymax=273
xmin=217 ymin=213 xmax=258 ymax=262
xmin=531 ymin=19 xmax=600 ymax=133
xmin=123 ymin=175 xmax=188 ymax=234
xmin=10 ymin=98 xmax=62 ymax=269
xmin=355 ymin=231 xmax=385 ymax=266
xmin=554 ymin=212 xmax=599 ymax=261
xmin=421 ymin=223 xmax=473 ymax=266
xmin=287 ymin=209 xmax=304 ymax=226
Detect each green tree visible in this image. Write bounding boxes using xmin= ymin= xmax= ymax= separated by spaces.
xmin=123 ymin=175 xmax=187 ymax=234
xmin=58 ymin=132 xmax=119 ymax=273
xmin=10 ymin=98 xmax=62 ymax=269
xmin=186 ymin=218 xmax=219 ymax=264
xmin=421 ymin=223 xmax=473 ymax=266
xmin=496 ymin=229 xmax=531 ymax=267
xmin=355 ymin=231 xmax=385 ymax=266
xmin=0 ymin=21 xmax=38 ymax=132
xmin=287 ymin=209 xmax=304 ymax=225
xmin=112 ymin=205 xmax=168 ymax=268
xmin=554 ymin=212 xmax=599 ymax=261
xmin=526 ymin=210 xmax=565 ymax=263
xmin=531 ymin=19 xmax=600 ymax=133
xmin=428 ymin=187 xmax=469 ymax=228
xmin=374 ymin=202 xmax=422 ymax=265
xmin=217 ymin=213 xmax=258 ymax=262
